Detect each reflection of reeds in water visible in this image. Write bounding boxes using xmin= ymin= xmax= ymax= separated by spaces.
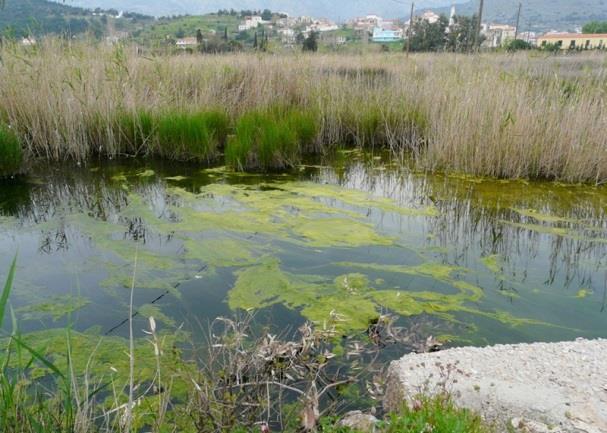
xmin=1 ymin=40 xmax=605 ymax=181
xmin=4 ymin=256 xmax=477 ymax=433
xmin=316 ymin=160 xmax=607 ymax=298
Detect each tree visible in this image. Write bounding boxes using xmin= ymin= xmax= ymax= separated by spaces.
xmin=261 ymin=9 xmax=273 ymax=21
xmin=175 ymin=28 xmax=185 ymax=39
xmin=504 ymin=39 xmax=533 ymax=51
xmin=196 ymin=29 xmax=203 ymax=45
xmin=302 ymin=31 xmax=318 ymax=52
xmin=223 ymin=27 xmax=229 ymax=41
xmin=446 ymin=14 xmax=480 ymax=52
xmin=582 ymin=21 xmax=607 ymax=34
xmin=407 ymin=15 xmax=449 ymax=52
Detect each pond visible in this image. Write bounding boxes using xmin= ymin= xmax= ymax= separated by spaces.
xmin=1 ymin=151 xmax=606 ymax=354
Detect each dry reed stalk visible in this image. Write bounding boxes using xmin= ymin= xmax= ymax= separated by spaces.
xmin=0 ymin=40 xmax=605 ymax=182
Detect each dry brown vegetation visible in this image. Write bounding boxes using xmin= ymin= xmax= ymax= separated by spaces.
xmin=0 ymin=39 xmax=606 ymax=182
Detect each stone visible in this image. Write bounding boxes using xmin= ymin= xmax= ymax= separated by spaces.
xmin=338 ymin=411 xmax=379 ymax=432
xmin=384 ymin=339 xmax=607 ymax=433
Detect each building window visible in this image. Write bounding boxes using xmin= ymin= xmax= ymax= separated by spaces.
xmin=569 ymin=40 xmax=576 ymax=49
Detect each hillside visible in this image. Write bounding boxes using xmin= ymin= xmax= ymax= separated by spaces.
xmin=0 ymin=0 xmax=152 ymax=38
xmin=132 ymin=13 xmax=241 ymax=45
xmin=438 ymin=0 xmax=607 ymax=32
xmin=52 ymin=0 xmax=451 ymax=20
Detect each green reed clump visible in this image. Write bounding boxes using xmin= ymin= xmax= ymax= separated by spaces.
xmin=156 ymin=110 xmax=230 ymax=161
xmin=117 ymin=110 xmax=155 ymax=154
xmin=226 ymin=109 xmax=318 ymax=170
xmin=0 ymin=123 xmax=22 ymax=177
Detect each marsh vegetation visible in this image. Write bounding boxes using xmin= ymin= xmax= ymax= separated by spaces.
xmin=0 ymin=152 xmax=606 ymax=431
xmin=0 ymin=38 xmax=606 ymax=433
xmin=0 ymin=41 xmax=606 ymax=182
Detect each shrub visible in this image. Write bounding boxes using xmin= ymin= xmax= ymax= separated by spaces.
xmin=0 ymin=123 xmax=22 ymax=177
xmin=505 ymin=39 xmax=534 ymax=52
xmin=156 ymin=110 xmax=230 ymax=161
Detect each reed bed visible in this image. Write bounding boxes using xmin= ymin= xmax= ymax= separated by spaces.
xmin=0 ymin=40 xmax=606 ymax=182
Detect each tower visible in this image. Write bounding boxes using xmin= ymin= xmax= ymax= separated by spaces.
xmin=449 ymin=3 xmax=456 ymax=27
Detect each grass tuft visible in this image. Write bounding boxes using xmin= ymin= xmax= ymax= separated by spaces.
xmin=226 ymin=108 xmax=318 ymax=170
xmin=156 ymin=110 xmax=230 ymax=161
xmin=0 ymin=123 xmax=22 ymax=177
xmin=117 ymin=110 xmax=155 ymax=154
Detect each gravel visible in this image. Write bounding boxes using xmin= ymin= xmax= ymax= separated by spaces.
xmin=384 ymin=338 xmax=607 ymax=433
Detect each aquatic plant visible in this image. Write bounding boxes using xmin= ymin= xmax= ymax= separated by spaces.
xmin=117 ymin=110 xmax=155 ymax=154
xmin=0 ymin=123 xmax=22 ymax=177
xmin=225 ymin=109 xmax=317 ymax=170
xmin=156 ymin=110 xmax=230 ymax=161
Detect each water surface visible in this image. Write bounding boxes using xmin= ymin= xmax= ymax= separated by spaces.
xmin=1 ymin=153 xmax=606 ymax=350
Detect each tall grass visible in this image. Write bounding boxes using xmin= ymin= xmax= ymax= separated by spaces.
xmin=0 ymin=39 xmax=605 ymax=182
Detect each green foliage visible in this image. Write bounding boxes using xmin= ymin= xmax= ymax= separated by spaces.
xmin=582 ymin=21 xmax=607 ymax=34
xmin=156 ymin=110 xmax=230 ymax=161
xmin=303 ymin=31 xmax=319 ymax=52
xmin=408 ymin=15 xmax=450 ymax=52
xmin=0 ymin=123 xmax=22 ymax=177
xmin=225 ymin=108 xmax=318 ymax=170
xmin=0 ymin=0 xmax=152 ymax=39
xmin=316 ymin=396 xmax=493 ymax=433
xmin=384 ymin=395 xmax=493 ymax=433
xmin=540 ymin=42 xmax=562 ymax=53
xmin=505 ymin=39 xmax=534 ymax=51
xmin=445 ymin=15 xmax=482 ymax=52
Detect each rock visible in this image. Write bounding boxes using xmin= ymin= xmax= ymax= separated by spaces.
xmin=338 ymin=411 xmax=379 ymax=432
xmin=510 ymin=417 xmax=565 ymax=433
xmin=385 ymin=339 xmax=607 ymax=433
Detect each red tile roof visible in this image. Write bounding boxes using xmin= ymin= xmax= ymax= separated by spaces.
xmin=540 ymin=33 xmax=607 ymax=39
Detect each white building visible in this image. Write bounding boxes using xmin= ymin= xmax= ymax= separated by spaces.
xmin=21 ymin=37 xmax=37 ymax=46
xmin=175 ymin=37 xmax=198 ymax=49
xmin=238 ymin=16 xmax=264 ymax=32
xmin=278 ymin=28 xmax=296 ymax=44
xmin=482 ymin=24 xmax=517 ymax=47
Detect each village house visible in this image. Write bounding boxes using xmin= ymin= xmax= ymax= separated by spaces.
xmin=238 ymin=15 xmax=264 ymax=32
xmin=309 ymin=19 xmax=339 ymax=33
xmin=278 ymin=28 xmax=296 ymax=44
xmin=372 ymin=27 xmax=403 ymax=42
xmin=175 ymin=37 xmax=198 ymax=49
xmin=348 ymin=15 xmax=384 ymax=32
xmin=537 ymin=33 xmax=607 ymax=50
xmin=482 ymin=24 xmax=517 ymax=48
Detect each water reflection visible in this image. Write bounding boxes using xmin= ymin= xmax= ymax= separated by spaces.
xmin=0 ymin=156 xmax=606 ymax=344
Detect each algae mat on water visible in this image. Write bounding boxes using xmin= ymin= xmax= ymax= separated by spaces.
xmin=4 ymin=173 xmax=560 ymax=337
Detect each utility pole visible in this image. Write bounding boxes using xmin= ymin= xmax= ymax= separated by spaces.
xmin=514 ymin=2 xmax=522 ymax=40
xmin=406 ymin=2 xmax=415 ymax=57
xmin=473 ymin=0 xmax=484 ymax=52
